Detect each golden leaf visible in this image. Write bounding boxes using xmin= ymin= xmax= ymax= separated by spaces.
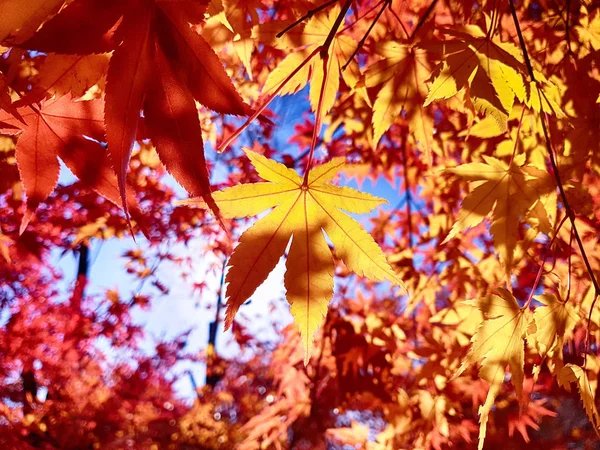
xmin=445 ymin=155 xmax=555 ymax=280
xmin=364 ymin=42 xmax=434 ymax=155
xmin=452 ymin=289 xmax=532 ymax=450
xmin=528 ymin=294 xmax=577 ymax=372
xmin=262 ymin=5 xmax=361 ymax=115
xmin=179 ymin=149 xmax=405 ymax=362
xmin=424 ymin=23 xmax=526 ymax=128
xmin=558 ymin=363 xmax=600 ymax=434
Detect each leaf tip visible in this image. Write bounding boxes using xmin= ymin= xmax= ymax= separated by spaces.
xmin=19 ymin=209 xmax=34 ymax=235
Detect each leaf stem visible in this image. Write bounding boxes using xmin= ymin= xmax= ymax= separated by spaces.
xmin=302 ymin=52 xmax=330 ymax=186
xmin=388 ymin=3 xmax=409 ymax=39
xmin=523 ymin=214 xmax=567 ymax=309
xmin=339 ymin=0 xmax=385 ymax=34
xmin=302 ymin=0 xmax=351 ymax=184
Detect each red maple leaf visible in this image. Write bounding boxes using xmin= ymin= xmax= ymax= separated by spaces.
xmin=0 ymin=96 xmax=138 ymax=232
xmin=21 ymin=0 xmax=252 ymax=220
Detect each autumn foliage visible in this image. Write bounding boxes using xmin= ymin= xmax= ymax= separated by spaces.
xmin=1 ymin=0 xmax=600 ymax=448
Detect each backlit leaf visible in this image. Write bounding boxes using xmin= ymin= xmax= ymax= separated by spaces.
xmin=558 ymin=363 xmax=600 ymax=434
xmin=364 ymin=42 xmax=433 ymax=154
xmin=445 ymin=155 xmax=555 ymax=280
xmin=180 ymin=149 xmax=405 ymax=362
xmin=453 ymin=289 xmax=532 ymax=450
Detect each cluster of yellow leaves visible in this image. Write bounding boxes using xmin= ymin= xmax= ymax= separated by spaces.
xmin=203 ymin=0 xmax=263 ymax=77
xmin=425 ymin=22 xmax=526 ymax=133
xmin=260 ymin=5 xmax=361 ymax=115
xmin=454 ymin=289 xmax=593 ymax=449
xmin=181 ymin=149 xmax=405 ymax=362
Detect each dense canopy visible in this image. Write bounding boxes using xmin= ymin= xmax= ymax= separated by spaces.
xmin=1 ymin=0 xmax=600 ymax=448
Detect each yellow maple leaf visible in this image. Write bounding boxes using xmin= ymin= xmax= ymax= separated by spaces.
xmin=575 ymin=6 xmax=600 ymax=53
xmin=445 ymin=155 xmax=555 ymax=280
xmin=558 ymin=363 xmax=600 ymax=434
xmin=528 ymin=294 xmax=577 ymax=372
xmin=363 ymin=42 xmax=434 ymax=156
xmin=430 ymin=300 xmax=484 ymax=347
xmin=261 ymin=5 xmax=361 ymax=115
xmin=452 ymin=289 xmax=532 ymax=450
xmin=179 ymin=149 xmax=405 ymax=362
xmin=204 ymin=0 xmax=262 ymax=78
xmin=424 ymin=23 xmax=526 ymax=129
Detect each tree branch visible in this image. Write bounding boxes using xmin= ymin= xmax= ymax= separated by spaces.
xmin=508 ymin=0 xmax=600 ymax=321
xmin=206 ymin=258 xmax=227 ymax=387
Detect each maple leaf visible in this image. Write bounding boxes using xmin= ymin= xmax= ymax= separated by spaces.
xmin=204 ymin=0 xmax=263 ymax=78
xmin=452 ymin=289 xmax=532 ymax=450
xmin=16 ymin=54 xmax=109 ymax=106
xmin=430 ymin=300 xmax=484 ymax=347
xmin=0 ymin=96 xmax=137 ymax=232
xmin=0 ymin=73 xmax=23 ymax=123
xmin=528 ymin=294 xmax=577 ymax=372
xmin=363 ymin=42 xmax=434 ymax=155
xmin=261 ymin=5 xmax=361 ymax=115
xmin=21 ymin=0 xmax=252 ymax=219
xmin=444 ymin=154 xmax=555 ymax=280
xmin=424 ymin=22 xmax=526 ymax=129
xmin=0 ymin=0 xmax=65 ymax=42
xmin=179 ymin=149 xmax=405 ymax=362
xmin=558 ymin=363 xmax=600 ymax=434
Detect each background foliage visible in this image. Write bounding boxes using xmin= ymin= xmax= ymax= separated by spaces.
xmin=1 ymin=0 xmax=600 ymax=448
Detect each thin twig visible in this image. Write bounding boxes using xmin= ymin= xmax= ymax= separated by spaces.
xmin=409 ymin=0 xmax=439 ymax=41
xmin=523 ymin=214 xmax=567 ymax=309
xmin=565 ymin=226 xmax=574 ymax=302
xmin=401 ymin=129 xmax=413 ymax=248
xmin=388 ymin=3 xmax=410 ymax=39
xmin=585 ymin=293 xmax=599 ymax=363
xmin=509 ymin=0 xmax=599 ymax=296
xmin=187 ymin=370 xmax=202 ymax=401
xmin=320 ymin=0 xmax=353 ymax=58
xmin=303 ymin=0 xmax=352 ymax=182
xmin=217 ymin=46 xmax=321 ymax=152
xmin=277 ymin=0 xmax=338 ymax=37
xmin=303 ymin=54 xmax=330 ymax=185
xmin=509 ymin=0 xmax=600 ymax=358
xmin=341 ymin=0 xmax=388 ymax=71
